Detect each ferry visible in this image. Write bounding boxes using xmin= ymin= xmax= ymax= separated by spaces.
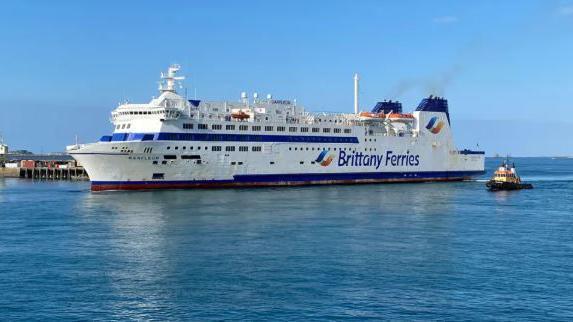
xmin=67 ymin=65 xmax=485 ymax=191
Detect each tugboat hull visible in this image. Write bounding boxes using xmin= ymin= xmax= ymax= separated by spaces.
xmin=486 ymin=181 xmax=533 ymax=191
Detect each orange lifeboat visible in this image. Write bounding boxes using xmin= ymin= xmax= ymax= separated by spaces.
xmin=387 ymin=113 xmax=414 ymax=119
xmin=359 ymin=112 xmax=384 ymax=118
xmin=231 ymin=111 xmax=250 ymax=120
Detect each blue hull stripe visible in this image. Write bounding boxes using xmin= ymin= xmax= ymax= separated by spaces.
xmin=104 ymin=132 xmax=360 ymax=144
xmin=92 ymin=170 xmax=485 ymax=186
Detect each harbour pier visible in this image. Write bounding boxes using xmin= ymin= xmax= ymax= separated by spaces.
xmin=0 ymin=154 xmax=88 ymax=181
xmin=17 ymin=166 xmax=87 ymax=180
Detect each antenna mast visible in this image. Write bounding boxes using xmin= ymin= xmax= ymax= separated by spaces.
xmin=354 ymin=73 xmax=359 ymax=114
xmin=159 ymin=64 xmax=185 ymax=93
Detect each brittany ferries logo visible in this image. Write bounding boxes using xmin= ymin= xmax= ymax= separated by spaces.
xmin=426 ymin=117 xmax=445 ymax=134
xmin=316 ymin=150 xmax=420 ymax=169
xmin=315 ymin=150 xmax=335 ymax=166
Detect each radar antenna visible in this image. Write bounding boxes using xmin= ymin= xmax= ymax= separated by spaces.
xmin=159 ymin=64 xmax=185 ymax=93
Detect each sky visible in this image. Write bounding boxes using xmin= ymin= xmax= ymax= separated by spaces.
xmin=0 ymin=0 xmax=572 ymax=156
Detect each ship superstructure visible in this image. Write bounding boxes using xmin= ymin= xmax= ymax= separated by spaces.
xmin=68 ymin=65 xmax=485 ymax=191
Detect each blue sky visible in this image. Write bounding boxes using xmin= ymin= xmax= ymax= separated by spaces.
xmin=0 ymin=0 xmax=572 ymax=155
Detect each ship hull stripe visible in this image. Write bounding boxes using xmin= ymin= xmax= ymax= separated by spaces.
xmin=90 ymin=170 xmax=485 ymax=191
xmin=106 ymin=132 xmax=360 ymax=144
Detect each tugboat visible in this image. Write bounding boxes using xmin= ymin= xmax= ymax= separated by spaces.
xmin=486 ymin=159 xmax=533 ymax=191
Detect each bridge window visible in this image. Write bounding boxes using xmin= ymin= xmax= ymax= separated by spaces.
xmin=212 ymin=146 xmax=222 ymax=151
xmin=277 ymin=126 xmax=285 ymax=132
xmin=239 ymin=146 xmax=249 ymax=152
xmin=252 ymin=146 xmax=262 ymax=152
xmin=239 ymin=125 xmax=248 ymax=131
xmin=212 ymin=124 xmax=222 ymax=130
xmin=289 ymin=127 xmax=297 ymax=132
xmin=312 ymin=128 xmax=320 ymax=133
xmin=265 ymin=126 xmax=274 ymax=131
xmin=323 ymin=128 xmax=331 ymax=133
xmin=226 ymin=124 xmax=235 ymax=130
xmin=183 ymin=123 xmax=193 ymax=129
xmin=226 ymin=146 xmax=235 ymax=152
xmin=198 ymin=124 xmax=208 ymax=130
xmin=252 ymin=126 xmax=261 ymax=131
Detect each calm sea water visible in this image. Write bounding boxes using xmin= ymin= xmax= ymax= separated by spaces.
xmin=1 ymin=158 xmax=572 ymax=321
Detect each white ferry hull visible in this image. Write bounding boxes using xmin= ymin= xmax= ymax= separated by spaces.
xmin=70 ymin=134 xmax=485 ymax=191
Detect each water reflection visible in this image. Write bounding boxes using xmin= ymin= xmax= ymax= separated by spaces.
xmin=75 ymin=182 xmax=467 ymax=318
xmin=79 ymin=192 xmax=177 ymax=319
xmin=0 ymin=179 xmax=6 ymax=202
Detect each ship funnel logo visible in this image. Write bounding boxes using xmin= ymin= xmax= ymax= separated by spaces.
xmin=426 ymin=117 xmax=445 ymax=134
xmin=315 ymin=150 xmax=334 ymax=166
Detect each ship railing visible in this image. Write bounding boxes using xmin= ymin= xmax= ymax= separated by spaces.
xmin=179 ymin=111 xmax=357 ymax=126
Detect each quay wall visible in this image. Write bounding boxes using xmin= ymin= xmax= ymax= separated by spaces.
xmin=0 ymin=168 xmax=19 ymax=178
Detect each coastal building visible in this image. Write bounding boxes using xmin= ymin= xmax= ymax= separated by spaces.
xmin=0 ymin=138 xmax=8 ymax=165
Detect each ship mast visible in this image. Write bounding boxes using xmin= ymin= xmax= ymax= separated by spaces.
xmin=159 ymin=64 xmax=185 ymax=93
xmin=354 ymin=73 xmax=359 ymax=114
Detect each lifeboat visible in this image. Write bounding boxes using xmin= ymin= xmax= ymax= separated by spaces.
xmin=358 ymin=112 xmax=384 ymax=119
xmin=231 ymin=111 xmax=250 ymax=120
xmin=387 ymin=113 xmax=414 ymax=119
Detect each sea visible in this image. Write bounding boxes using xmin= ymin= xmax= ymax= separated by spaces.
xmin=1 ymin=157 xmax=572 ymax=321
